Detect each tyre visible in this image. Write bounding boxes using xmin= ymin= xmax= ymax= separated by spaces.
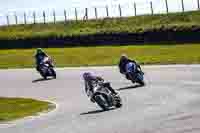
xmin=114 ymin=96 xmax=122 ymax=108
xmin=129 ymin=73 xmax=136 ymax=84
xmin=43 ymin=75 xmax=47 ymax=80
xmin=39 ymin=70 xmax=47 ymax=79
xmin=136 ymin=73 xmax=145 ymax=86
xmin=50 ymin=68 xmax=56 ymax=79
xmin=41 ymin=72 xmax=47 ymax=79
xmin=138 ymin=80 xmax=145 ymax=86
xmin=115 ymin=102 xmax=122 ymax=108
xmin=94 ymin=95 xmax=109 ymax=111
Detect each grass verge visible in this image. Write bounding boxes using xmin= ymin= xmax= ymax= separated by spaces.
xmin=0 ymin=97 xmax=55 ymax=122
xmin=0 ymin=11 xmax=200 ymax=39
xmin=0 ymin=44 xmax=200 ymax=69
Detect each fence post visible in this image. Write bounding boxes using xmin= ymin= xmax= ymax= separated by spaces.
xmin=134 ymin=2 xmax=137 ymax=16
xmin=150 ymin=1 xmax=154 ymax=15
xmin=64 ymin=9 xmax=67 ymax=23
xmin=75 ymin=8 xmax=78 ymax=21
xmin=198 ymin=0 xmax=200 ymax=9
xmin=165 ymin=0 xmax=169 ymax=14
xmin=24 ymin=12 xmax=27 ymax=24
xmin=119 ymin=4 xmax=122 ymax=17
xmin=84 ymin=8 xmax=88 ymax=20
xmin=106 ymin=5 xmax=109 ymax=17
xmin=33 ymin=11 xmax=36 ymax=24
xmin=53 ymin=10 xmax=56 ymax=24
xmin=95 ymin=7 xmax=98 ymax=19
xmin=43 ymin=11 xmax=46 ymax=24
xmin=6 ymin=15 xmax=9 ymax=26
xmin=14 ymin=13 xmax=18 ymax=25
xmin=181 ymin=0 xmax=185 ymax=12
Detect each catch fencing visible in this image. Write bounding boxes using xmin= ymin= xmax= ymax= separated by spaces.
xmin=0 ymin=0 xmax=200 ymax=26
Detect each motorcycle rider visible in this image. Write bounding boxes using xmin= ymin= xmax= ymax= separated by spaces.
xmin=118 ymin=54 xmax=141 ymax=80
xmin=82 ymin=72 xmax=118 ymax=102
xmin=34 ymin=48 xmax=53 ymax=71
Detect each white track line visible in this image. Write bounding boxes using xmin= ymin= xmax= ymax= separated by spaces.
xmin=0 ymin=100 xmax=59 ymax=127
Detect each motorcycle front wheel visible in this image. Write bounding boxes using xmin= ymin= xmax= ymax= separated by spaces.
xmin=136 ymin=73 xmax=145 ymax=86
xmin=94 ymin=94 xmax=109 ymax=111
xmin=39 ymin=70 xmax=47 ymax=79
xmin=50 ymin=68 xmax=56 ymax=79
xmin=114 ymin=95 xmax=122 ymax=108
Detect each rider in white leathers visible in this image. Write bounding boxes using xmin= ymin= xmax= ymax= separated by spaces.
xmin=82 ymin=72 xmax=118 ymax=102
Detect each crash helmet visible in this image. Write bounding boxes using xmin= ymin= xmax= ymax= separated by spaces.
xmin=120 ymin=54 xmax=128 ymax=62
xmin=36 ymin=48 xmax=43 ymax=54
xmin=83 ymin=72 xmax=92 ymax=80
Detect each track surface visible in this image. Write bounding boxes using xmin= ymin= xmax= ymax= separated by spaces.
xmin=0 ymin=65 xmax=200 ymax=133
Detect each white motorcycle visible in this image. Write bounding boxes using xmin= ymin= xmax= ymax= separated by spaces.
xmin=87 ymin=80 xmax=122 ymax=111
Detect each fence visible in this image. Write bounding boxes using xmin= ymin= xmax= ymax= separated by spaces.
xmin=1 ymin=0 xmax=200 ymax=26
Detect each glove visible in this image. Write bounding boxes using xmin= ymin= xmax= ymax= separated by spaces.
xmin=96 ymin=76 xmax=104 ymax=81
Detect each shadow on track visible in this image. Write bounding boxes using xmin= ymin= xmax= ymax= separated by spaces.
xmin=32 ymin=78 xmax=54 ymax=83
xmin=117 ymin=84 xmax=144 ymax=91
xmin=80 ymin=108 xmax=116 ymax=115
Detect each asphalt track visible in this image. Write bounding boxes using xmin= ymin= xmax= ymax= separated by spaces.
xmin=0 ymin=65 xmax=200 ymax=133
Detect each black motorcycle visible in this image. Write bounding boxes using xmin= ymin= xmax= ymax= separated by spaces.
xmin=90 ymin=80 xmax=122 ymax=111
xmin=125 ymin=62 xmax=145 ymax=86
xmin=38 ymin=57 xmax=56 ymax=79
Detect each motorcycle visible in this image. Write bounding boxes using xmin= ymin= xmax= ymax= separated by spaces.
xmin=125 ymin=62 xmax=145 ymax=86
xmin=38 ymin=57 xmax=56 ymax=79
xmin=88 ymin=80 xmax=122 ymax=111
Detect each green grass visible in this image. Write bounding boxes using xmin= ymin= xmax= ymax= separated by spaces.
xmin=0 ymin=44 xmax=200 ymax=69
xmin=0 ymin=11 xmax=200 ymax=39
xmin=0 ymin=97 xmax=55 ymax=122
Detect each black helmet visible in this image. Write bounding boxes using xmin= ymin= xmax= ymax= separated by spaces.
xmin=120 ymin=54 xmax=128 ymax=62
